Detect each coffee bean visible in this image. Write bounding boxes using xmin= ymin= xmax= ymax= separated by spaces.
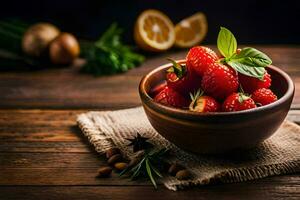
xmin=107 ymin=154 xmax=122 ymax=165
xmin=97 ymin=166 xmax=112 ymax=177
xmin=114 ymin=162 xmax=128 ymax=171
xmin=168 ymin=163 xmax=184 ymax=176
xmin=176 ymin=169 xmax=190 ymax=180
xmin=106 ymin=147 xmax=120 ymax=158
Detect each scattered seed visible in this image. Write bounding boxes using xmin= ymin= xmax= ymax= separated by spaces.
xmin=97 ymin=166 xmax=112 ymax=177
xmin=107 ymin=154 xmax=123 ymax=165
xmin=168 ymin=163 xmax=184 ymax=176
xmin=114 ymin=162 xmax=128 ymax=171
xmin=106 ymin=147 xmax=120 ymax=158
xmin=176 ymin=169 xmax=190 ymax=180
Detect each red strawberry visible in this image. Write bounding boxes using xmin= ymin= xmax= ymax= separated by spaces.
xmin=166 ymin=59 xmax=201 ymax=95
xmin=189 ymin=90 xmax=220 ymax=112
xmin=222 ymin=93 xmax=257 ymax=112
xmin=149 ymin=81 xmax=167 ymax=97
xmin=252 ymin=88 xmax=277 ymax=106
xmin=201 ymin=63 xmax=239 ymax=100
xmin=154 ymin=86 xmax=189 ymax=108
xmin=239 ymin=72 xmax=271 ymax=94
xmin=186 ymin=46 xmax=219 ymax=76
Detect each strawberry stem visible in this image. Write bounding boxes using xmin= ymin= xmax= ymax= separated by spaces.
xmin=238 ymin=93 xmax=250 ymax=103
xmin=190 ymin=89 xmax=204 ymax=108
xmin=239 ymin=84 xmax=245 ymax=94
xmin=218 ymin=57 xmax=228 ymax=64
xmin=167 ymin=58 xmax=186 ymax=79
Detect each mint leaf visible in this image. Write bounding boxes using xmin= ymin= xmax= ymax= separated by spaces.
xmin=226 ymin=47 xmax=272 ymax=79
xmin=217 ymin=27 xmax=237 ymax=58
xmin=216 ymin=27 xmax=272 ymax=80
xmin=230 ymin=47 xmax=272 ymax=67
xmin=227 ymin=60 xmax=266 ymax=79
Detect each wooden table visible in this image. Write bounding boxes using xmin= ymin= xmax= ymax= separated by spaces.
xmin=0 ymin=46 xmax=299 ymax=199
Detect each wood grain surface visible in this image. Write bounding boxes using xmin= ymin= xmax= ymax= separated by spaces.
xmin=0 ymin=46 xmax=299 ymax=109
xmin=0 ymin=46 xmax=299 ymax=200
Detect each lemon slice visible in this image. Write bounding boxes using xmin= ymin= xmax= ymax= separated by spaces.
xmin=175 ymin=12 xmax=208 ymax=48
xmin=134 ymin=9 xmax=175 ymax=52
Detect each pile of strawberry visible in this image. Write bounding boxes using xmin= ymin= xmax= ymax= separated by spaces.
xmin=151 ymin=27 xmax=278 ymax=112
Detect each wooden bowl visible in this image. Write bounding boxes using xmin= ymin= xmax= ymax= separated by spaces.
xmin=139 ymin=60 xmax=295 ymax=154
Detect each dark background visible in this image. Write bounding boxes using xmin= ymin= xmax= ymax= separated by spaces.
xmin=1 ymin=0 xmax=300 ymax=44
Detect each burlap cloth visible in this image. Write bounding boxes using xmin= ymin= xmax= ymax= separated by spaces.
xmin=77 ymin=107 xmax=300 ymax=191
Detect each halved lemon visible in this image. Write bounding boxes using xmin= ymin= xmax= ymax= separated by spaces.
xmin=174 ymin=12 xmax=208 ymax=48
xmin=134 ymin=9 xmax=175 ymax=52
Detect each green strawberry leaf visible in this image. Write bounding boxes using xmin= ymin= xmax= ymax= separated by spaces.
xmin=217 ymin=27 xmax=237 ymax=58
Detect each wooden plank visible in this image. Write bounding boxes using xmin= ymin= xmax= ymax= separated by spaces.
xmin=0 ymin=152 xmax=298 ymax=187
xmin=0 ymin=109 xmax=299 ymax=155
xmin=0 ymin=178 xmax=299 ymax=200
xmin=0 ymin=109 xmax=299 ymax=187
xmin=286 ymin=110 xmax=300 ymax=123
xmin=0 ymin=128 xmax=80 ymax=142
xmin=290 ymin=74 xmax=300 ymax=109
xmin=0 ymin=46 xmax=299 ymax=109
xmin=0 ymin=168 xmax=144 ymax=186
xmin=0 ymin=151 xmax=148 ymax=186
xmin=0 ymin=142 xmax=91 ymax=153
xmin=0 ymin=152 xmax=103 ymax=168
xmin=0 ymin=109 xmax=82 ymax=142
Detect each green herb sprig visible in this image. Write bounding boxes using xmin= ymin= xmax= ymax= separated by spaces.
xmin=218 ymin=27 xmax=272 ymax=80
xmin=81 ymin=23 xmax=145 ymax=76
xmin=119 ymin=148 xmax=169 ymax=189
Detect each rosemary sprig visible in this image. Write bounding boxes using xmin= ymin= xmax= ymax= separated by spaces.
xmin=119 ymin=148 xmax=169 ymax=189
xmin=80 ymin=23 xmax=145 ymax=76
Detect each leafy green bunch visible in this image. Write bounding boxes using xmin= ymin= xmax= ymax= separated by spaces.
xmin=81 ymin=23 xmax=145 ymax=76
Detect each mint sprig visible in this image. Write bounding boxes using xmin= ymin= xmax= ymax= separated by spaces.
xmin=217 ymin=27 xmax=272 ymax=80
